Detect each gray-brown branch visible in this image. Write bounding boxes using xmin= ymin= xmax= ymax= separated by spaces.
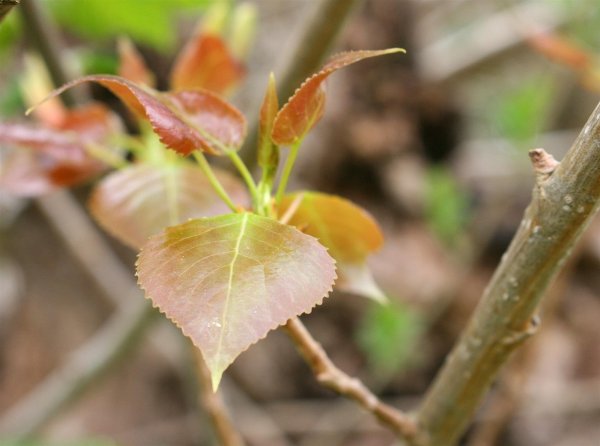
xmin=284 ymin=318 xmax=417 ymax=441
xmin=413 ymin=103 xmax=600 ymax=446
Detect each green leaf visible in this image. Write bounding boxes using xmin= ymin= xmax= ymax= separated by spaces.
xmin=137 ymin=213 xmax=337 ymax=389
xmin=47 ymin=0 xmax=210 ymax=52
xmin=90 ymin=163 xmax=249 ymax=249
xmin=271 ymin=49 xmax=404 ymax=145
xmin=424 ymin=166 xmax=468 ymax=246
xmin=279 ymin=192 xmax=385 ymax=302
xmin=35 ymin=75 xmax=247 ymax=156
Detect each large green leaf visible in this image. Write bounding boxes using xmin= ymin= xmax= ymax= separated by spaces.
xmin=137 ymin=213 xmax=337 ymax=389
xmin=279 ymin=192 xmax=385 ymax=302
xmin=90 ymin=163 xmax=249 ymax=249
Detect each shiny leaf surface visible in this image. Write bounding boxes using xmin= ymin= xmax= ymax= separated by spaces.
xmin=38 ymin=75 xmax=246 ymax=155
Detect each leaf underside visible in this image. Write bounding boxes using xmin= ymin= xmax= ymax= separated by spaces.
xmin=90 ymin=163 xmax=249 ymax=249
xmin=137 ymin=213 xmax=337 ymax=389
xmin=279 ymin=191 xmax=385 ymax=302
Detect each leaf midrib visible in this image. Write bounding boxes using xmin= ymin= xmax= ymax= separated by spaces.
xmin=214 ymin=212 xmax=249 ymax=369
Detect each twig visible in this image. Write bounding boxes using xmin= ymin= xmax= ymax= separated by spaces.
xmin=0 ymin=300 xmax=157 ymax=436
xmin=0 ymin=0 xmax=18 ymax=23
xmin=413 ymin=102 xmax=600 ymax=445
xmin=192 ymin=349 xmax=245 ymax=446
xmin=240 ymin=0 xmax=361 ymax=167
xmin=36 ymin=192 xmax=140 ymax=308
xmin=284 ymin=317 xmax=417 ymax=441
xmin=18 ymin=0 xmax=84 ymax=105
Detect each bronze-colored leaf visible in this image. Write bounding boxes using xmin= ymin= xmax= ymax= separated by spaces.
xmin=271 ymin=49 xmax=404 ymax=145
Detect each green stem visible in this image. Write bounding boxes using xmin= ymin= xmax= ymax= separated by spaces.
xmin=193 ymin=151 xmax=238 ymax=212
xmin=275 ymin=140 xmax=302 ymax=204
xmin=227 ymin=150 xmax=258 ymax=202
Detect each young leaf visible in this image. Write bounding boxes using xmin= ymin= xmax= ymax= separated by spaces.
xmin=35 ymin=75 xmax=246 ymax=155
xmin=170 ymin=33 xmax=245 ymax=96
xmin=279 ymin=192 xmax=385 ymax=302
xmin=0 ymin=148 xmax=102 ymax=196
xmin=0 ymin=104 xmax=120 ymax=195
xmin=137 ymin=212 xmax=336 ymax=389
xmin=258 ymin=72 xmax=279 ymax=169
xmin=90 ymin=163 xmax=249 ymax=249
xmin=117 ymin=37 xmax=155 ymax=87
xmin=271 ymin=48 xmax=404 ymax=145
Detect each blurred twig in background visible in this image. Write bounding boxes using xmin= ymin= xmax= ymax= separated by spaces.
xmin=0 ymin=0 xmax=18 ymax=24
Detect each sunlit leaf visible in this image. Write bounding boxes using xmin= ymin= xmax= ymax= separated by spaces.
xmin=271 ymin=48 xmax=404 ymax=145
xmin=279 ymin=191 xmax=384 ymax=301
xmin=36 ymin=75 xmax=246 ymax=155
xmin=117 ymin=37 xmax=155 ymax=87
xmin=137 ymin=212 xmax=336 ymax=389
xmin=90 ymin=163 xmax=249 ymax=249
xmin=170 ymin=33 xmax=245 ymax=95
xmin=258 ymin=72 xmax=279 ymax=169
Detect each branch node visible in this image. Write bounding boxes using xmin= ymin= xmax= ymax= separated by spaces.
xmin=501 ymin=316 xmax=540 ymax=346
xmin=529 ymin=148 xmax=559 ymax=179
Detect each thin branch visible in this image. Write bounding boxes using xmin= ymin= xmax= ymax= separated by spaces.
xmin=0 ymin=0 xmax=18 ymax=23
xmin=18 ymin=0 xmax=85 ymax=105
xmin=0 ymin=301 xmax=157 ymax=436
xmin=284 ymin=317 xmax=417 ymax=441
xmin=193 ymin=349 xmax=245 ymax=446
xmin=240 ymin=0 xmax=361 ymax=167
xmin=413 ymin=103 xmax=600 ymax=446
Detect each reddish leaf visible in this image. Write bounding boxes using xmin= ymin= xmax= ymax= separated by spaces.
xmin=117 ymin=37 xmax=156 ymax=87
xmin=528 ymin=31 xmax=591 ymax=70
xmin=271 ymin=49 xmax=404 ymax=145
xmin=0 ymin=104 xmax=120 ymax=195
xmin=137 ymin=212 xmax=336 ymax=389
xmin=170 ymin=33 xmax=245 ymax=96
xmin=0 ymin=148 xmax=101 ymax=196
xmin=90 ymin=163 xmax=249 ymax=249
xmin=279 ymin=192 xmax=385 ymax=302
xmin=258 ymin=72 xmax=279 ymax=169
xmin=37 ymin=75 xmax=246 ymax=155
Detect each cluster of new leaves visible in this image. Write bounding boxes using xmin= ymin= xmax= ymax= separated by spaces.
xmin=0 ymin=18 xmax=403 ymax=387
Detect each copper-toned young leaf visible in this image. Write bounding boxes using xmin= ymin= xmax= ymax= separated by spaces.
xmin=37 ymin=75 xmax=246 ymax=156
xmin=90 ymin=163 xmax=249 ymax=249
xmin=0 ymin=103 xmax=120 ymax=195
xmin=258 ymin=72 xmax=279 ymax=169
xmin=528 ymin=31 xmax=591 ymax=70
xmin=279 ymin=192 xmax=385 ymax=302
xmin=137 ymin=212 xmax=336 ymax=389
xmin=117 ymin=37 xmax=156 ymax=87
xmin=170 ymin=33 xmax=245 ymax=96
xmin=271 ymin=49 xmax=404 ymax=145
